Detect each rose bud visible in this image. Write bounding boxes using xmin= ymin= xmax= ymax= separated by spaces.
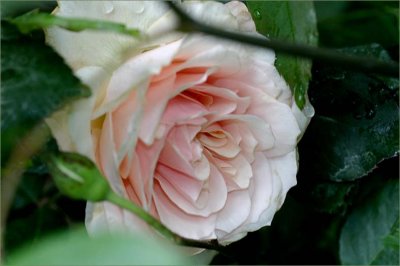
xmin=47 ymin=152 xmax=111 ymax=202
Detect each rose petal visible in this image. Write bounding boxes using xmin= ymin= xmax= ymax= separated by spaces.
xmin=98 ymin=114 xmax=125 ymax=196
xmin=156 ymin=164 xmax=227 ymax=217
xmin=158 ymin=127 xmax=211 ymax=181
xmin=215 ymin=189 xmax=251 ymax=236
xmin=249 ymin=100 xmax=301 ymax=157
xmin=207 ymin=114 xmax=275 ymax=152
xmin=291 ymin=97 xmax=315 ymax=137
xmin=85 ymin=202 xmax=125 ymax=234
xmin=210 ymin=153 xmax=252 ymax=189
xmin=192 ymin=84 xmax=251 ymax=115
xmin=153 ymin=182 xmax=218 ymax=240
xmin=156 ymin=163 xmax=204 ymax=202
xmin=225 ymin=1 xmax=256 ymax=32
xmin=95 ymin=40 xmax=183 ymax=119
xmin=182 ymin=1 xmax=239 ymax=31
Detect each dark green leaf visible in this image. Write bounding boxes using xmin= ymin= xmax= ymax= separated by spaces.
xmin=247 ymin=1 xmax=318 ymax=109
xmin=307 ymin=182 xmax=355 ymax=214
xmin=299 ymin=44 xmax=399 ymax=181
xmin=339 ymin=179 xmax=399 ymax=265
xmin=3 ymin=147 xmax=87 ymax=256
xmin=212 ymin=195 xmax=341 ymax=265
xmin=1 ymin=22 xmax=90 ymax=165
xmin=1 ymin=1 xmax=56 ymax=19
xmin=7 ymin=227 xmax=189 ymax=265
xmin=316 ymin=1 xmax=399 ymax=48
xmin=371 ymin=219 xmax=400 ymax=265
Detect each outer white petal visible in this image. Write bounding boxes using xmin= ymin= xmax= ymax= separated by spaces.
xmin=291 ymin=97 xmax=315 ymax=139
xmin=93 ymin=39 xmax=183 ymax=119
xmin=182 ymin=1 xmax=239 ymax=31
xmin=45 ymin=66 xmax=107 ymax=160
xmin=225 ymin=1 xmax=256 ymax=32
xmin=269 ymin=151 xmax=298 ymax=195
xmin=46 ymin=1 xmax=172 ymax=70
xmin=85 ymin=202 xmax=125 ymax=235
xmin=215 ymin=190 xmax=251 ymax=237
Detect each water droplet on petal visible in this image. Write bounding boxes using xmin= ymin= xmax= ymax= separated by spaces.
xmin=102 ymin=1 xmax=114 ymax=14
xmin=303 ymin=101 xmax=315 ymax=118
xmin=254 ymin=10 xmax=262 ymax=20
xmin=134 ymin=3 xmax=145 ymax=14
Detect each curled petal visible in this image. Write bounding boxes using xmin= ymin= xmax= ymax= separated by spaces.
xmin=225 ymin=1 xmax=257 ymax=32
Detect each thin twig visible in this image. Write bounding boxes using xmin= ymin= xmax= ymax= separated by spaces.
xmin=1 ymin=122 xmax=50 ymax=259
xmin=167 ymin=1 xmax=399 ymax=77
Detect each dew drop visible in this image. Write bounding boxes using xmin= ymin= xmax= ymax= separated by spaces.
xmin=102 ymin=1 xmax=114 ymax=14
xmin=365 ymin=107 xmax=376 ymax=119
xmin=331 ymin=71 xmax=345 ymax=80
xmin=303 ymin=101 xmax=315 ymax=117
xmin=134 ymin=2 xmax=145 ymax=14
xmin=254 ymin=10 xmax=262 ymax=20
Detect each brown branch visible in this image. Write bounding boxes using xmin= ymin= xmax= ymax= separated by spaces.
xmin=167 ymin=1 xmax=399 ymax=77
xmin=1 ymin=122 xmax=50 ymax=259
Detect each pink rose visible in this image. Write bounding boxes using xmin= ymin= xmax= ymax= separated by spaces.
xmin=46 ymin=1 xmax=313 ymax=245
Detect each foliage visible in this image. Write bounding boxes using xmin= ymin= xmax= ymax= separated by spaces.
xmin=340 ymin=180 xmax=399 ymax=265
xmin=247 ymin=1 xmax=318 ymax=109
xmin=1 ymin=1 xmax=399 ymax=265
xmin=1 ymin=21 xmax=90 ymax=166
xmin=7 ymin=228 xmax=189 ymax=265
xmin=300 ymin=44 xmax=399 ymax=182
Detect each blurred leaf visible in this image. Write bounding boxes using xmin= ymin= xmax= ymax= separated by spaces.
xmin=339 ymin=179 xmax=399 ymax=265
xmin=314 ymin=1 xmax=348 ymax=21
xmin=7 ymin=228 xmax=189 ymax=265
xmin=1 ymin=22 xmax=90 ymax=166
xmin=247 ymin=1 xmax=318 ymax=109
xmin=5 ymin=205 xmax=69 ymax=254
xmin=299 ymin=44 xmax=399 ymax=181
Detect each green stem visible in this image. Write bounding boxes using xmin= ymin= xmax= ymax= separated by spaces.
xmin=106 ymin=192 xmax=176 ymax=242
xmin=106 ymin=191 xmax=226 ymax=253
xmin=1 ymin=122 xmax=50 ymax=261
xmin=10 ymin=10 xmax=141 ymax=37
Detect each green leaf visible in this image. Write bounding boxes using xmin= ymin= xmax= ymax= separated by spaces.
xmin=212 ymin=195 xmax=341 ymax=265
xmin=1 ymin=22 xmax=90 ymax=165
xmin=306 ymin=182 xmax=355 ymax=214
xmin=1 ymin=1 xmax=56 ymax=19
xmin=339 ymin=179 xmax=399 ymax=265
xmin=299 ymin=44 xmax=399 ymax=181
xmin=372 ymin=219 xmax=400 ymax=265
xmin=7 ymin=227 xmax=189 ymax=265
xmin=247 ymin=1 xmax=318 ymax=109
xmin=9 ymin=10 xmax=140 ymax=37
